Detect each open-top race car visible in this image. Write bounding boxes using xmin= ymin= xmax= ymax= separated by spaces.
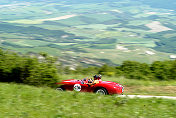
xmin=56 ymin=76 xmax=124 ymax=95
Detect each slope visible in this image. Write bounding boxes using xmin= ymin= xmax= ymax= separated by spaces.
xmin=0 ymin=83 xmax=175 ymax=118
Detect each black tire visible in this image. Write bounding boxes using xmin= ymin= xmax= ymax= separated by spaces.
xmin=95 ymin=88 xmax=108 ymax=95
xmin=56 ymin=87 xmax=64 ymax=91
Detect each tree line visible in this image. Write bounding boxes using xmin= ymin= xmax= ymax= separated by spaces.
xmin=0 ymin=49 xmax=175 ymax=88
xmin=0 ymin=49 xmax=59 ymax=87
xmin=63 ymin=60 xmax=176 ymax=81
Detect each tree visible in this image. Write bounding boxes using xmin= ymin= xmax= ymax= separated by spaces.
xmin=121 ymin=61 xmax=152 ymax=80
xmin=151 ymin=61 xmax=173 ymax=80
xmin=0 ymin=49 xmax=59 ymax=87
xmin=98 ymin=64 xmax=116 ymax=76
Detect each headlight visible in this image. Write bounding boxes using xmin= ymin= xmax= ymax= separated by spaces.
xmin=122 ymin=87 xmax=124 ymax=92
xmin=116 ymin=84 xmax=123 ymax=88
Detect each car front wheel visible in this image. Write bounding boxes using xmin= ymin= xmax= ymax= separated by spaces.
xmin=95 ymin=88 xmax=108 ymax=95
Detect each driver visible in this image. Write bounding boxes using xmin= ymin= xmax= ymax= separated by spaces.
xmin=93 ymin=74 xmax=102 ymax=84
xmin=97 ymin=74 xmax=102 ymax=80
xmin=82 ymin=75 xmax=102 ymax=85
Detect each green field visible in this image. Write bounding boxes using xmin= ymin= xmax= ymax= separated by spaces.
xmin=0 ymin=0 xmax=176 ymax=66
xmin=0 ymin=83 xmax=176 ymax=118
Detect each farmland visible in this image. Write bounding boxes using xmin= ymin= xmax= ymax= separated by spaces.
xmin=0 ymin=0 xmax=176 ymax=66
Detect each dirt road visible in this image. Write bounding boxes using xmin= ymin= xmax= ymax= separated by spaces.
xmin=120 ymin=95 xmax=176 ymax=100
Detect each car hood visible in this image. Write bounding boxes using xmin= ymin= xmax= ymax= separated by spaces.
xmin=101 ymin=81 xmax=118 ymax=85
xmin=101 ymin=81 xmax=123 ymax=87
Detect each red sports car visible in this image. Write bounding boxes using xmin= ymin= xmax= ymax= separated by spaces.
xmin=56 ymin=78 xmax=124 ymax=95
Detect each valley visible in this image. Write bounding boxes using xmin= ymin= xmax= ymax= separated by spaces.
xmin=0 ymin=0 xmax=176 ymax=67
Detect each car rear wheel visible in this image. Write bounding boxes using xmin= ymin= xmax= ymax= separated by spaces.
xmin=95 ymin=88 xmax=108 ymax=95
xmin=56 ymin=87 xmax=64 ymax=91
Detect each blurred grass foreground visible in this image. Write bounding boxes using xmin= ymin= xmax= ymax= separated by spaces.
xmin=0 ymin=83 xmax=175 ymax=118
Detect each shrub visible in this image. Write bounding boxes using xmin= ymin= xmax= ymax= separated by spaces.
xmin=0 ymin=49 xmax=59 ymax=88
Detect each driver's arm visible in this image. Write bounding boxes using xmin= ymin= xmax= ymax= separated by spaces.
xmin=93 ymin=80 xmax=99 ymax=84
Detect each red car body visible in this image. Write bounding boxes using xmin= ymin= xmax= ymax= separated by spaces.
xmin=56 ymin=79 xmax=124 ymax=95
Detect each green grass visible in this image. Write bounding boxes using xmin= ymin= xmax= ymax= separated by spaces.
xmin=0 ymin=83 xmax=176 ymax=118
xmin=4 ymin=39 xmax=51 ymax=47
xmin=76 ymin=47 xmax=171 ymax=64
xmin=56 ymin=16 xmax=86 ymax=26
xmin=0 ymin=46 xmax=62 ymax=56
xmin=53 ymin=43 xmax=77 ymax=46
xmin=75 ymin=24 xmax=115 ymax=30
xmin=0 ymin=33 xmax=28 ymax=39
xmin=82 ymin=13 xmax=117 ymax=22
xmin=163 ymin=33 xmax=176 ymax=38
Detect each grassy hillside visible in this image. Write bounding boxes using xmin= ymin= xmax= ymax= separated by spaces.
xmin=0 ymin=83 xmax=175 ymax=118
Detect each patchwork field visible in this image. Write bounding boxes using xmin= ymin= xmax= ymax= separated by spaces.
xmin=9 ymin=14 xmax=78 ymax=24
xmin=145 ymin=21 xmax=173 ymax=33
xmin=0 ymin=0 xmax=176 ymax=66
